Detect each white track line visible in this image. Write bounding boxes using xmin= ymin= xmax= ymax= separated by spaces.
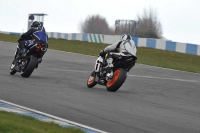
xmin=0 ymin=99 xmax=108 ymax=133
xmin=128 ymin=74 xmax=199 ymax=83
xmin=49 ymin=68 xmax=90 ymax=73
xmin=48 ymin=68 xmax=199 ymax=83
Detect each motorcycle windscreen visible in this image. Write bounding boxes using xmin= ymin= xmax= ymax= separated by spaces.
xmin=123 ymin=41 xmax=137 ymax=56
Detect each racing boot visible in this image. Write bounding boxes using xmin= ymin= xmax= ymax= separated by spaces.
xmin=38 ymin=58 xmax=42 ymax=63
xmin=105 ymin=58 xmax=114 ymax=80
xmin=16 ymin=41 xmax=26 ymax=58
xmin=106 ymin=58 xmax=113 ymax=68
xmin=106 ymin=70 xmax=114 ymax=80
xmin=35 ymin=58 xmax=42 ymax=69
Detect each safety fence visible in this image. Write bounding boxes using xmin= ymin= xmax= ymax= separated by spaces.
xmin=133 ymin=37 xmax=200 ymax=56
xmin=101 ymin=34 xmax=200 ymax=56
xmin=46 ymin=32 xmax=104 ymax=43
xmin=88 ymin=34 xmax=104 ymax=43
xmin=1 ymin=31 xmax=200 ymax=56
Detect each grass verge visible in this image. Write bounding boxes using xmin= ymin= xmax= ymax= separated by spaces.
xmin=0 ymin=111 xmax=85 ymax=133
xmin=0 ymin=33 xmax=200 ymax=73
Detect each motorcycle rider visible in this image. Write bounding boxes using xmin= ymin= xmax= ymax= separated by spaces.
xmin=99 ymin=34 xmax=137 ymax=78
xmin=15 ymin=21 xmax=48 ymax=64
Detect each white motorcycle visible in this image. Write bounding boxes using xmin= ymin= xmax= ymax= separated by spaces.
xmin=87 ymin=52 xmax=137 ymax=92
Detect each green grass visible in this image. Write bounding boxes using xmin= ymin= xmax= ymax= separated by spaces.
xmin=0 ymin=33 xmax=200 ymax=73
xmin=49 ymin=38 xmax=107 ymax=56
xmin=0 ymin=33 xmax=19 ymax=42
xmin=0 ymin=111 xmax=85 ymax=133
xmin=136 ymin=47 xmax=200 ymax=73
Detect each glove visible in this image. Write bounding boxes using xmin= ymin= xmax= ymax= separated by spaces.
xmin=99 ymin=50 xmax=106 ymax=57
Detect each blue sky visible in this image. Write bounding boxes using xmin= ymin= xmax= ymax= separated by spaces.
xmin=0 ymin=0 xmax=200 ymax=44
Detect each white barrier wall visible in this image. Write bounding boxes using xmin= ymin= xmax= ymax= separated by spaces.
xmin=1 ymin=31 xmax=200 ymax=56
xmin=138 ymin=38 xmax=147 ymax=47
xmin=46 ymin=32 xmax=88 ymax=41
xmin=76 ymin=34 xmax=83 ymax=41
xmin=156 ymin=39 xmax=166 ymax=50
xmin=198 ymin=46 xmax=200 ymax=55
xmin=0 ymin=31 xmax=10 ymax=34
xmin=104 ymin=35 xmax=121 ymax=44
xmin=176 ymin=42 xmax=186 ymax=53
xmin=88 ymin=34 xmax=104 ymax=43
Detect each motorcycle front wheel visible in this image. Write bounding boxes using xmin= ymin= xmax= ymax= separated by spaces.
xmin=87 ymin=71 xmax=97 ymax=88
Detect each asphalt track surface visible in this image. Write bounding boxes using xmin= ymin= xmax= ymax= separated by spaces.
xmin=1 ymin=41 xmax=200 ymax=133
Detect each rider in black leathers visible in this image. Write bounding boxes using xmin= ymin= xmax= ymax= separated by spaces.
xmin=15 ymin=21 xmax=48 ymax=63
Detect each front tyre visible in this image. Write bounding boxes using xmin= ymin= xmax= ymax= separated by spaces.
xmin=21 ymin=55 xmax=37 ymax=78
xmin=87 ymin=71 xmax=97 ymax=88
xmin=106 ymin=68 xmax=127 ymax=92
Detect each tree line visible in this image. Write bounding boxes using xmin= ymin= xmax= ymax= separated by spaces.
xmin=79 ymin=7 xmax=163 ymax=39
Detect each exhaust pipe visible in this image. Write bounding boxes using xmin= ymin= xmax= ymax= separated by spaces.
xmin=41 ymin=47 xmax=47 ymax=51
xmin=36 ymin=44 xmax=40 ymax=48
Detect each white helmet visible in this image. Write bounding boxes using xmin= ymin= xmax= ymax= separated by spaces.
xmin=121 ymin=34 xmax=132 ymax=41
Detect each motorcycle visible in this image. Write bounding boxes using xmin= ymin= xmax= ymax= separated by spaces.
xmin=10 ymin=41 xmax=47 ymax=78
xmin=87 ymin=53 xmax=137 ymax=92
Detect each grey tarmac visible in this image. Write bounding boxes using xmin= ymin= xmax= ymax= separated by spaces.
xmin=0 ymin=41 xmax=200 ymax=133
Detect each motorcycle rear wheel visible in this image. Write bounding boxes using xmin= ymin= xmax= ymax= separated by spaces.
xmin=106 ymin=68 xmax=127 ymax=92
xmin=21 ymin=55 xmax=37 ymax=78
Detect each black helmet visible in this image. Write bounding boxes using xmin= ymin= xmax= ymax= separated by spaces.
xmin=127 ymin=34 xmax=132 ymax=40
xmin=31 ymin=21 xmax=41 ymax=28
xmin=121 ymin=34 xmax=132 ymax=41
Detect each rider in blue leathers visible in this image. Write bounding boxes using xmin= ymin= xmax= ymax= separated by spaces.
xmin=16 ymin=21 xmax=48 ymax=64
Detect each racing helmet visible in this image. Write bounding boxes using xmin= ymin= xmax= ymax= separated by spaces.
xmin=121 ymin=34 xmax=132 ymax=41
xmin=31 ymin=21 xmax=41 ymax=28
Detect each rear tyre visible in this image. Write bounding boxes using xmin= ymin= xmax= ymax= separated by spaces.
xmin=106 ymin=68 xmax=127 ymax=92
xmin=87 ymin=71 xmax=97 ymax=88
xmin=21 ymin=55 xmax=37 ymax=78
